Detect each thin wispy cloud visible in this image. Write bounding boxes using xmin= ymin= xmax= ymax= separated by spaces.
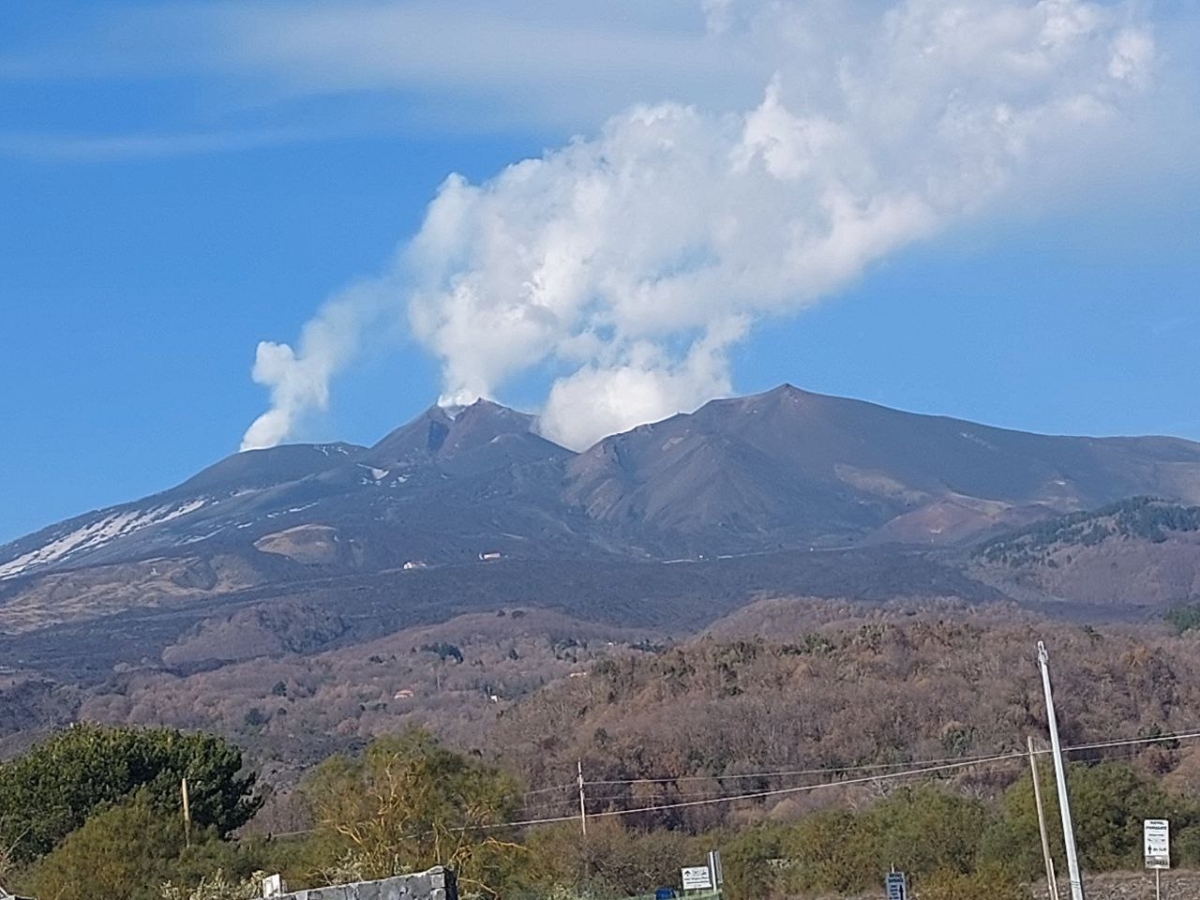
xmin=0 ymin=2 xmax=763 ymax=132
xmin=0 ymin=128 xmax=309 ymax=163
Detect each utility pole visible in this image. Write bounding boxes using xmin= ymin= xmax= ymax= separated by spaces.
xmin=577 ymin=760 xmax=588 ymax=837
xmin=1028 ymin=736 xmax=1059 ymax=900
xmin=181 ymin=777 xmax=192 ymax=847
xmin=1037 ymin=641 xmax=1085 ymax=900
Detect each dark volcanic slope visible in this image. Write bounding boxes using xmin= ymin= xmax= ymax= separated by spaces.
xmin=0 ymin=545 xmax=1003 ymax=680
xmin=365 ymin=401 xmax=569 ymax=475
xmin=0 ymin=400 xmax=594 ymax=586
xmin=566 ymin=385 xmax=1200 ymax=548
xmin=174 ymin=442 xmax=368 ymax=494
xmin=4 ymin=385 xmax=1200 ymax=628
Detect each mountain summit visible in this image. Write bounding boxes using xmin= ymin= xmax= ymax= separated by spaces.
xmin=4 ymin=385 xmax=1200 ymax=586
xmin=364 ymin=399 xmax=569 ymax=474
xmin=567 ymin=384 xmax=1200 ymax=546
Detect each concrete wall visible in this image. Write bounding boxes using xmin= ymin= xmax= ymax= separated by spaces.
xmin=276 ymin=865 xmax=456 ymax=900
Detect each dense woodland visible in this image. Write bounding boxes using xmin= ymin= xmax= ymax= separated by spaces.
xmin=7 ymin=605 xmax=1200 ymax=899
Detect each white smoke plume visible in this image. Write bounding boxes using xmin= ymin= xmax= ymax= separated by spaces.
xmin=240 ymin=283 xmax=386 ymax=451
xmin=242 ymin=0 xmax=1159 ymax=452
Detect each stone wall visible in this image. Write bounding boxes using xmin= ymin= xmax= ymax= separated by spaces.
xmin=275 ymin=865 xmax=456 ymax=900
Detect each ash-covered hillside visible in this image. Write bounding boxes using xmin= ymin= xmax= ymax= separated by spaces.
xmin=8 ymin=384 xmax=1200 ymax=586
xmin=1 ymin=384 xmax=1199 ymax=683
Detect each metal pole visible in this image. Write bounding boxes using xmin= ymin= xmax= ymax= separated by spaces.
xmin=181 ymin=777 xmax=192 ymax=847
xmin=577 ymin=760 xmax=588 ymax=837
xmin=1029 ymin=736 xmax=1060 ymax=900
xmin=1038 ymin=641 xmax=1085 ymax=900
xmin=1156 ymin=866 xmax=1161 ymax=900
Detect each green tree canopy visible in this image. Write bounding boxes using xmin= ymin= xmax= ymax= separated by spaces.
xmin=0 ymin=724 xmax=261 ymax=863
xmin=981 ymin=759 xmax=1182 ymax=875
xmin=303 ymin=729 xmax=522 ymax=897
xmin=22 ymin=794 xmax=187 ymax=900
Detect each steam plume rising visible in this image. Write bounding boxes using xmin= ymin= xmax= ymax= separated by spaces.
xmin=240 ymin=286 xmax=381 ymax=451
xmin=242 ymin=0 xmax=1157 ymax=452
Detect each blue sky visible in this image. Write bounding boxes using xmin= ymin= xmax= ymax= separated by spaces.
xmin=2 ymin=0 xmax=1199 ymax=544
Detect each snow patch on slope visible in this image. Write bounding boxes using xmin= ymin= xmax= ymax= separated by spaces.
xmin=0 ymin=499 xmax=210 ymax=581
xmin=357 ymin=464 xmax=390 ymax=484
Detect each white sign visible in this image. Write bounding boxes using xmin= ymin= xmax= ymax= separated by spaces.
xmin=1144 ymin=819 xmax=1171 ymax=869
xmin=681 ymin=867 xmax=713 ymax=891
xmin=886 ymin=871 xmax=908 ymax=900
xmin=262 ymin=874 xmax=284 ymax=898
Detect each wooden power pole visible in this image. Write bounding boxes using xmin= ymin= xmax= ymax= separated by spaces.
xmin=1029 ymin=736 xmax=1060 ymax=900
xmin=577 ymin=760 xmax=588 ymax=837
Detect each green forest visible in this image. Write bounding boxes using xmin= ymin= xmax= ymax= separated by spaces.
xmin=3 ymin=723 xmax=1198 ymax=900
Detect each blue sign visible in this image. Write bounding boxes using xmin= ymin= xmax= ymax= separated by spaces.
xmin=886 ymin=872 xmax=907 ymax=900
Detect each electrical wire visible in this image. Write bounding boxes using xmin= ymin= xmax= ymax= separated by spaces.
xmin=522 ymin=783 xmax=576 ymax=797
xmin=585 ymin=751 xmax=1025 ymax=786
xmin=261 ymin=727 xmax=1200 ymax=841
xmin=481 ymin=753 xmax=1025 ymax=832
xmin=1060 ymin=729 xmax=1200 ymax=755
xmin=577 ymin=727 xmax=1200 ymax=790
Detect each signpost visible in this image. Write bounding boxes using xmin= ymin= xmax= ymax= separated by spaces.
xmin=681 ymin=850 xmax=722 ymax=894
xmin=707 ymin=850 xmax=724 ymax=887
xmin=1144 ymin=819 xmax=1170 ymax=900
xmin=885 ymin=870 xmax=907 ymax=900
xmin=681 ymin=867 xmax=713 ymax=892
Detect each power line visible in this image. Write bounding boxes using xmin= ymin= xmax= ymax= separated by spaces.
xmin=523 ymin=783 xmax=575 ymax=797
xmin=342 ymin=751 xmax=1032 ymax=842
xmin=489 ymin=753 xmax=1025 ymax=832
xmin=592 ymin=755 xmax=1019 ymax=817
xmin=264 ymin=727 xmax=1200 ymax=841
xmin=1062 ymin=730 xmax=1200 ymax=754
xmin=577 ymin=728 xmax=1200 ymax=790
xmin=585 ymin=751 xmax=1028 ymax=786
xmin=505 ymin=728 xmax=1200 ymax=829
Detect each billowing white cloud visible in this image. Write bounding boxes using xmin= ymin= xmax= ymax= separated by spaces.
xmin=242 ymin=0 xmax=1164 ymax=451
xmin=538 ymin=321 xmax=747 ymax=449
xmin=241 ymin=283 xmax=385 ymax=450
